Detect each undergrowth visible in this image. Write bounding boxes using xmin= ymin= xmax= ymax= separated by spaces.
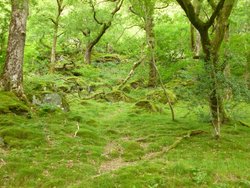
xmin=0 ymin=60 xmax=249 ymax=188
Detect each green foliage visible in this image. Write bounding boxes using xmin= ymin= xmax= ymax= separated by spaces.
xmin=0 ymin=0 xmax=250 ymax=187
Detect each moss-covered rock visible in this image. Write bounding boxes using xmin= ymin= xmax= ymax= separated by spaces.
xmin=134 ymin=100 xmax=161 ymax=113
xmin=146 ymin=89 xmax=177 ymax=104
xmin=105 ymin=90 xmax=133 ymax=102
xmin=0 ymin=92 xmax=29 ymax=115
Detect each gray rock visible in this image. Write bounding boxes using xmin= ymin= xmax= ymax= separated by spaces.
xmin=33 ymin=93 xmax=69 ymax=111
xmin=43 ymin=93 xmax=69 ymax=111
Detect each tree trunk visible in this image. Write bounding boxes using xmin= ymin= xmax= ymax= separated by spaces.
xmin=50 ymin=0 xmax=64 ymax=69
xmin=145 ymin=16 xmax=157 ymax=87
xmin=84 ymin=23 xmax=110 ymax=64
xmin=51 ymin=22 xmax=58 ymax=65
xmin=200 ymin=30 xmax=226 ymax=138
xmin=0 ymin=0 xmax=29 ymax=97
xmin=190 ymin=0 xmax=201 ymax=59
xmin=84 ymin=44 xmax=93 ymax=65
xmin=191 ymin=25 xmax=201 ymax=59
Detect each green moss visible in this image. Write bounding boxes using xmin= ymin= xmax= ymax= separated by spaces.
xmin=121 ymin=141 xmax=145 ymax=162
xmin=0 ymin=92 xmax=29 ymax=115
xmin=0 ymin=127 xmax=44 ymax=148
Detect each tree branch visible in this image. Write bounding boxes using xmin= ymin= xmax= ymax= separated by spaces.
xmin=205 ymin=0 xmax=226 ymax=28
xmin=89 ymin=0 xmax=103 ymax=25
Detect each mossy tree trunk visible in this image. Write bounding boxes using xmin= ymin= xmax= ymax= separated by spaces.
xmin=84 ymin=23 xmax=110 ymax=65
xmin=176 ymin=0 xmax=235 ymax=138
xmin=190 ymin=0 xmax=201 ymax=59
xmin=0 ymin=0 xmax=29 ymax=98
xmin=129 ymin=0 xmax=157 ymax=87
xmin=145 ymin=14 xmax=157 ymax=87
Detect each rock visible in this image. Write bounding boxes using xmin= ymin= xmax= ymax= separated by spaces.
xmin=43 ymin=93 xmax=69 ymax=111
xmin=105 ymin=90 xmax=133 ymax=102
xmin=33 ymin=93 xmax=69 ymax=111
xmin=134 ymin=100 xmax=161 ymax=112
xmin=32 ymin=95 xmax=42 ymax=106
xmin=146 ymin=90 xmax=177 ymax=104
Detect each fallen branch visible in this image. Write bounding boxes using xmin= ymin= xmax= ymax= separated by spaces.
xmin=81 ymin=92 xmax=105 ymax=100
xmin=143 ymin=130 xmax=206 ymax=160
xmin=239 ymin=121 xmax=250 ymax=128
xmin=118 ymin=56 xmax=146 ymax=90
xmin=74 ymin=122 xmax=80 ymax=137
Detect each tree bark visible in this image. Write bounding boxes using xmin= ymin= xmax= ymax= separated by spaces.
xmin=145 ymin=12 xmax=157 ymax=87
xmin=51 ymin=21 xmax=59 ymax=65
xmin=84 ymin=23 xmax=110 ymax=64
xmin=0 ymin=0 xmax=29 ymax=97
xmin=190 ymin=0 xmax=201 ymax=59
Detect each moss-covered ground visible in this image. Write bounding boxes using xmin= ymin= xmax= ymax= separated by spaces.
xmin=0 ymin=61 xmax=249 ymax=187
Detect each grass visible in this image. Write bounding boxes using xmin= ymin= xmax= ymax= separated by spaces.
xmin=0 ymin=61 xmax=249 ymax=188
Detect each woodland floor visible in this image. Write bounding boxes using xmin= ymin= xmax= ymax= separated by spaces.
xmin=0 ymin=60 xmax=250 ymax=188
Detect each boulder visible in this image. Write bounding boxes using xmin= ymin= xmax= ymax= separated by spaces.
xmin=32 ymin=93 xmax=69 ymax=111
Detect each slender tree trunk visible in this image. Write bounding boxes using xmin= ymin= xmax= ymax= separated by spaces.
xmin=50 ymin=0 xmax=64 ymax=70
xmin=200 ymin=30 xmax=226 ymax=138
xmin=223 ymin=24 xmax=232 ymax=100
xmin=51 ymin=21 xmax=59 ymax=65
xmin=0 ymin=0 xmax=29 ymax=97
xmin=146 ymin=16 xmax=157 ymax=87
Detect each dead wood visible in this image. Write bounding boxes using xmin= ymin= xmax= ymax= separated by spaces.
xmin=143 ymin=130 xmax=206 ymax=160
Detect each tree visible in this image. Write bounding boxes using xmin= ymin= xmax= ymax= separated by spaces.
xmin=176 ymin=0 xmax=236 ymax=138
xmin=0 ymin=0 xmax=29 ymax=97
xmin=83 ymin=0 xmax=124 ymax=64
xmin=129 ymin=0 xmax=157 ymax=87
xmin=50 ymin=0 xmax=65 ymax=66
